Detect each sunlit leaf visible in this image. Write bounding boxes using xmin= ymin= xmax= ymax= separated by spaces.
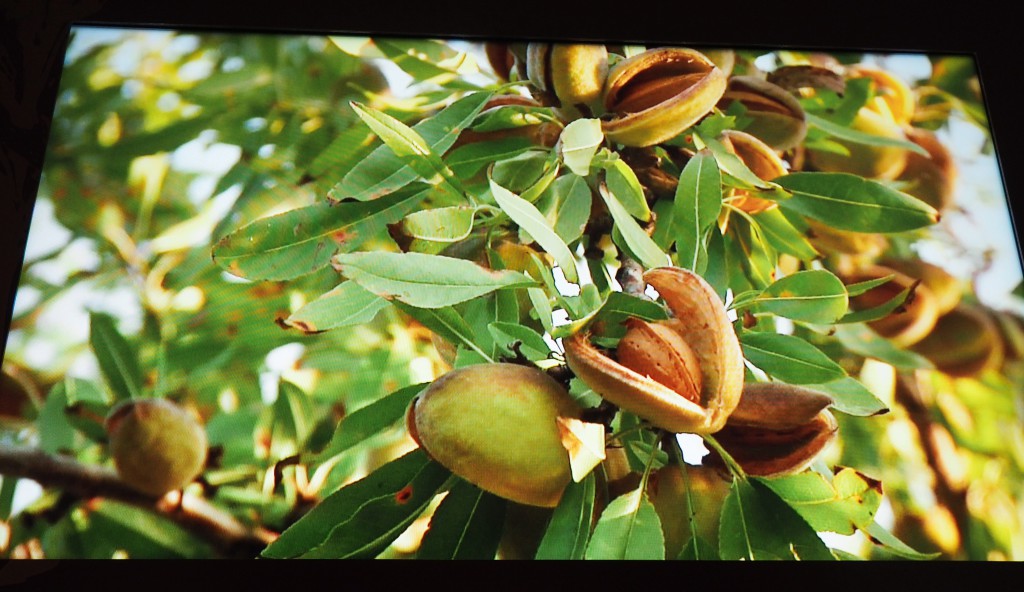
xmin=741 ymin=331 xmax=846 ymax=384
xmin=672 ymin=150 xmax=722 ymax=272
xmin=599 ymin=183 xmax=669 ymax=271
xmin=584 ymin=488 xmax=665 ymax=560
xmin=560 ymin=119 xmax=603 ymax=176
xmin=332 ymin=251 xmax=536 ymax=309
xmin=806 ymin=113 xmax=928 ymax=155
xmin=804 ymin=376 xmax=888 ymax=417
xmin=284 ymin=281 xmax=389 ymax=333
xmin=777 ymin=172 xmax=939 ymax=233
xmin=332 ymin=91 xmax=491 ymax=201
xmin=755 ymin=270 xmax=848 ymax=324
xmin=213 ymin=188 xmax=427 ymax=281
xmin=761 ymin=469 xmax=883 ymax=535
xmin=602 ymin=157 xmax=651 ymax=221
xmin=489 ymin=178 xmax=579 ymax=283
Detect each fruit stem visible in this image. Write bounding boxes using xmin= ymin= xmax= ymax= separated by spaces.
xmin=701 ymin=433 xmax=747 ymax=481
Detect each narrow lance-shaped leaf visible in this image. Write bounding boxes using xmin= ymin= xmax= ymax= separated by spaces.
xmin=837 ymin=284 xmax=914 ymax=324
xmin=603 ymin=157 xmax=651 ymax=221
xmin=213 ymin=188 xmax=427 ymax=281
xmin=262 ymin=449 xmax=451 ymax=559
xmin=333 ymin=91 xmax=491 ymax=201
xmin=584 ymin=488 xmax=665 ymax=559
xmin=308 ymin=383 xmax=426 ymax=464
xmin=753 ymin=207 xmax=819 ymax=261
xmin=832 ymin=324 xmax=933 ymax=371
xmin=741 ymin=331 xmax=846 ymax=384
xmin=599 ymin=183 xmax=670 ymax=271
xmin=284 ymin=281 xmax=389 ymax=333
xmin=89 ymin=312 xmax=142 ymax=402
xmin=560 ymin=119 xmax=603 ymax=176
xmin=536 ymin=473 xmax=596 ymax=559
xmin=719 ymin=478 xmax=834 ymax=560
xmin=416 ymin=480 xmax=508 ymax=559
xmin=804 ymin=376 xmax=889 ymax=417
xmin=694 ymin=133 xmax=776 ymax=191
xmin=396 ymin=302 xmax=495 ymax=363
xmin=350 ymin=102 xmax=466 ymax=203
xmin=490 ymin=178 xmax=580 ymax=283
xmin=777 ymin=172 xmax=939 ymax=233
xmin=332 ymin=251 xmax=536 ymax=309
xmin=672 ymin=150 xmax=722 ymax=271
xmin=755 ymin=269 xmax=849 ymax=324
xmin=806 ymin=113 xmax=928 ymax=155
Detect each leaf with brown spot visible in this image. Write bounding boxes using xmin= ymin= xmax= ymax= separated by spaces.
xmin=212 ymin=187 xmax=428 ymax=281
xmin=284 ymin=281 xmax=389 ymax=333
xmin=759 ymin=467 xmax=883 ymax=535
xmin=262 ymin=449 xmax=451 ymax=559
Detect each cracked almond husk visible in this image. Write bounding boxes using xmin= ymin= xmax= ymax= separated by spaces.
xmin=601 ymin=48 xmax=727 ymax=147
xmin=706 ymin=382 xmax=838 ymax=477
xmin=720 ymin=130 xmax=788 ymax=214
xmin=717 ymin=76 xmax=807 ymax=152
xmin=563 ymin=266 xmax=744 ymax=434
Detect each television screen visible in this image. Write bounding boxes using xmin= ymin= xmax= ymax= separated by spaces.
xmin=2 ymin=22 xmax=1022 ymax=561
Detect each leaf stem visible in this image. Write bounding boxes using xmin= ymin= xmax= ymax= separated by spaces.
xmin=702 ymin=433 xmax=747 ymax=481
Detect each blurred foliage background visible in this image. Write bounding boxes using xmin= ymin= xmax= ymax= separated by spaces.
xmin=1 ymin=28 xmax=1022 ymax=560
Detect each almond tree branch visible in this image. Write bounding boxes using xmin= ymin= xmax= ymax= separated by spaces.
xmin=893 ymin=374 xmax=971 ymax=558
xmin=0 ymin=444 xmax=274 ymax=558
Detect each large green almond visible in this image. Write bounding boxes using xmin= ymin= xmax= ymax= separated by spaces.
xmin=601 ymin=48 xmax=726 ymax=147
xmin=407 ymin=363 xmax=582 ymax=508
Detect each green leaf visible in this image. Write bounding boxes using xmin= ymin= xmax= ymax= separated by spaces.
xmin=402 ymin=206 xmax=476 ymax=242
xmin=584 ymin=488 xmax=665 ymax=560
xmin=844 ymin=274 xmax=897 ymax=297
xmin=332 ymin=251 xmax=536 ymax=309
xmin=332 ymin=91 xmax=491 ymax=201
xmin=416 ymin=480 xmax=507 ymax=559
xmin=374 ymin=39 xmax=469 ymax=86
xmin=489 ymin=178 xmax=579 ymax=283
xmin=284 ymin=281 xmax=389 ymax=333
xmin=89 ymin=500 xmax=215 ymax=559
xmin=753 ymin=208 xmax=819 ymax=261
xmin=551 ymin=291 xmax=668 ymax=339
xmin=271 ymin=381 xmax=318 ymax=460
xmin=694 ymin=133 xmax=776 ymax=191
xmin=832 ymin=324 xmax=933 ymax=370
xmin=560 ymin=119 xmax=603 ymax=176
xmin=536 ymin=174 xmax=592 ymax=245
xmin=309 ymin=383 xmax=426 ymax=463
xmin=719 ymin=478 xmax=834 ymax=560
xmin=262 ymin=449 xmax=451 ymax=558
xmin=491 ymin=150 xmax=552 ymax=199
xmin=350 ymin=102 xmax=466 ymax=202
xmin=673 ymin=150 xmax=722 ymax=271
xmin=528 ymin=287 xmax=555 ymax=334
xmin=755 ymin=270 xmax=849 ymax=324
xmin=599 ymin=183 xmax=669 ymax=271
xmin=213 ymin=188 xmax=427 ymax=281
xmin=804 ymin=376 xmax=889 ymax=417
xmin=863 ymin=521 xmax=941 ymax=560
xmin=535 ymin=473 xmax=596 ymax=559
xmin=837 ymin=284 xmax=913 ymax=324
xmin=678 ymin=535 xmax=721 ymax=560
xmin=446 ymin=137 xmax=535 ymax=178
xmin=89 ymin=312 xmax=142 ymax=402
xmin=602 ymin=157 xmax=651 ymax=221
xmin=741 ymin=332 xmax=846 ymax=384
xmin=761 ymin=468 xmax=883 ymax=535
xmin=394 ymin=303 xmax=494 ymax=363
xmin=38 ymin=380 xmax=81 ymax=453
xmin=488 ymin=322 xmax=551 ymax=360
xmin=806 ymin=113 xmax=928 ymax=155
xmin=777 ymin=172 xmax=939 ymax=233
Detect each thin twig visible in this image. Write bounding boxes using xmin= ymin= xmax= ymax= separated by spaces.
xmin=0 ymin=444 xmax=274 ymax=557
